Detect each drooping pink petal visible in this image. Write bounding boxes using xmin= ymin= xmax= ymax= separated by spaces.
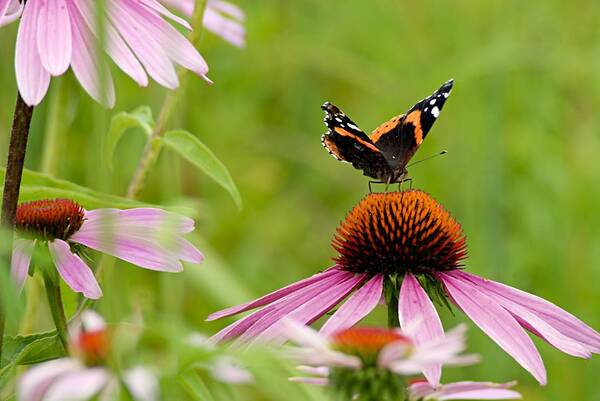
xmin=11 ymin=238 xmax=35 ymax=290
xmin=18 ymin=358 xmax=81 ymax=401
xmin=43 ymin=367 xmax=111 ymax=401
xmin=207 ymin=268 xmax=343 ymax=321
xmin=239 ymin=272 xmax=362 ymax=342
xmin=0 ymin=0 xmax=23 ymax=27
xmin=70 ymin=0 xmax=149 ymax=87
xmin=15 ymin=0 xmax=51 ymax=105
xmin=120 ymin=0 xmax=209 ymax=80
xmin=256 ymin=273 xmax=366 ymax=343
xmin=399 ymin=273 xmax=445 ymax=386
xmin=319 ymin=274 xmax=383 ymax=336
xmin=36 ymin=0 xmax=72 ymax=75
xmin=409 ymin=381 xmax=521 ymax=401
xmin=203 ymin=5 xmax=245 ymax=48
xmin=109 ymin=0 xmax=179 ymax=88
xmin=455 ymin=270 xmax=600 ymax=354
xmin=177 ymin=238 xmax=204 ymax=263
xmin=439 ymin=273 xmax=546 ymax=384
xmin=210 ymin=269 xmax=351 ymax=342
xmin=66 ymin=0 xmax=115 ymax=108
xmin=139 ymin=0 xmax=191 ymax=29
xmin=81 ymin=208 xmax=195 ymax=235
xmin=209 ymin=0 xmax=245 ymax=21
xmin=288 ymin=377 xmax=329 ymax=386
xmin=48 ymin=239 xmax=102 ymax=299
xmin=123 ymin=367 xmax=159 ymax=401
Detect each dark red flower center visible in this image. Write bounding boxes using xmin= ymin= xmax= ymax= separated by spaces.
xmin=331 ymin=327 xmax=410 ymax=363
xmin=16 ymin=199 xmax=85 ymax=241
xmin=332 ymin=190 xmax=467 ymax=275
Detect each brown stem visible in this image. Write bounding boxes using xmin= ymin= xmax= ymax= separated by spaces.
xmin=0 ymin=92 xmax=34 ymax=363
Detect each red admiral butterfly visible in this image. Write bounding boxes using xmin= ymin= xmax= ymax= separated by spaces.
xmin=321 ymin=79 xmax=453 ymax=186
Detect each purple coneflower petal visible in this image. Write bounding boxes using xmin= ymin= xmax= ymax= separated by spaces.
xmin=11 ymin=238 xmax=35 ymax=290
xmin=123 ymin=367 xmax=159 ymax=401
xmin=207 ymin=267 xmax=342 ymax=321
xmin=242 ymin=271 xmax=363 ymax=342
xmin=105 ymin=208 xmax=195 ymax=234
xmin=399 ymin=273 xmax=445 ymax=386
xmin=210 ymin=269 xmax=351 ymax=342
xmin=71 ymin=0 xmax=149 ymax=87
xmin=439 ymin=273 xmax=546 ymax=384
xmin=139 ymin=0 xmax=191 ymax=29
xmin=69 ymin=232 xmax=183 ymax=272
xmin=203 ymin=5 xmax=245 ymax=48
xmin=43 ymin=367 xmax=111 ymax=401
xmin=0 ymin=0 xmax=23 ymax=27
xmin=15 ymin=0 xmax=51 ymax=106
xmin=109 ymin=0 xmax=179 ymax=89
xmin=455 ymin=270 xmax=600 ymax=354
xmin=209 ymin=0 xmax=245 ymax=21
xmin=48 ymin=239 xmax=103 ymax=299
xmin=319 ymin=274 xmax=383 ymax=337
xmin=177 ymin=238 xmax=204 ymax=263
xmin=288 ymin=377 xmax=329 ymax=386
xmin=67 ymin=1 xmax=115 ymax=107
xmin=36 ymin=0 xmax=71 ymax=75
xmin=18 ymin=358 xmax=81 ymax=401
xmin=409 ymin=381 xmax=521 ymax=401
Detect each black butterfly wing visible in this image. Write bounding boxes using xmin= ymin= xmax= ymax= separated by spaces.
xmin=370 ymin=79 xmax=454 ymax=170
xmin=321 ymin=102 xmax=392 ymax=180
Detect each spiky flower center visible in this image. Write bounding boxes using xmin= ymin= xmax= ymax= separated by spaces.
xmin=332 ymin=190 xmax=467 ymax=275
xmin=331 ymin=327 xmax=409 ymax=362
xmin=16 ymin=199 xmax=85 ymax=241
xmin=75 ymin=329 xmax=111 ymax=366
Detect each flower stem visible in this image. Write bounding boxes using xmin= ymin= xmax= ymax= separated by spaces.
xmin=126 ymin=0 xmax=208 ymax=199
xmin=42 ymin=270 xmax=70 ymax=354
xmin=384 ymin=276 xmax=400 ymax=328
xmin=0 ymin=92 xmax=34 ymax=363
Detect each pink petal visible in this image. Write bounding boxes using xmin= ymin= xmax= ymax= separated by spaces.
xmin=18 ymin=358 xmax=81 ymax=401
xmin=109 ymin=0 xmax=179 ymax=88
xmin=239 ymin=271 xmax=360 ymax=342
xmin=434 ymin=381 xmax=521 ymax=400
xmin=288 ymin=377 xmax=329 ymax=386
xmin=203 ymin=6 xmax=245 ymax=48
xmin=256 ymin=273 xmax=366 ymax=343
xmin=15 ymin=0 xmax=51 ymax=105
xmin=69 ymin=232 xmax=184 ymax=272
xmin=207 ymin=267 xmax=343 ymax=321
xmin=11 ymin=238 xmax=35 ymax=290
xmin=123 ymin=367 xmax=159 ymax=401
xmin=36 ymin=0 xmax=71 ymax=75
xmin=48 ymin=239 xmax=102 ymax=299
xmin=210 ymin=270 xmax=351 ymax=342
xmin=66 ymin=0 xmax=115 ymax=107
xmin=70 ymin=0 xmax=149 ymax=87
xmin=319 ymin=274 xmax=383 ymax=336
xmin=178 ymin=238 xmax=204 ymax=263
xmin=43 ymin=367 xmax=111 ymax=401
xmin=439 ymin=273 xmax=546 ymax=384
xmin=399 ymin=273 xmax=445 ymax=386
xmin=209 ymin=0 xmax=245 ymax=21
xmin=455 ymin=270 xmax=600 ymax=354
xmin=138 ymin=0 xmax=191 ymax=29
xmin=82 ymin=208 xmax=195 ymax=234
xmin=0 ymin=0 xmax=22 ymax=26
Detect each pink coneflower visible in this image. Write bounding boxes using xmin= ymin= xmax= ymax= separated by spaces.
xmin=11 ymin=198 xmax=203 ymax=299
xmin=208 ymin=190 xmax=600 ymax=385
xmin=281 ymin=320 xmax=507 ymax=401
xmin=0 ymin=0 xmax=211 ymax=107
xmin=18 ymin=310 xmax=158 ymax=401
xmin=162 ymin=0 xmax=246 ymax=48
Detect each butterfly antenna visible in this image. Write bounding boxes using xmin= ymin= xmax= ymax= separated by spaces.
xmin=406 ymin=150 xmax=447 ymax=168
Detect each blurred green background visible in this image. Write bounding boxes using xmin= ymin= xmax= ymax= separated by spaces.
xmin=1 ymin=0 xmax=599 ymax=400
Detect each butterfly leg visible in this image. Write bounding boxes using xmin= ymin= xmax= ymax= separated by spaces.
xmin=368 ymin=181 xmax=383 ymax=193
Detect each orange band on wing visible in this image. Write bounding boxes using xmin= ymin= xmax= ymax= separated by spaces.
xmin=333 ymin=127 xmax=380 ymax=152
xmin=404 ymin=110 xmax=423 ymax=144
xmin=370 ymin=116 xmax=402 ymax=142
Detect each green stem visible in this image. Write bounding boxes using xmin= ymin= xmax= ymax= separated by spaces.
xmin=125 ymin=0 xmax=208 ymax=199
xmin=384 ymin=276 xmax=400 ymax=328
xmin=0 ymin=92 xmax=34 ymax=363
xmin=42 ymin=270 xmax=70 ymax=354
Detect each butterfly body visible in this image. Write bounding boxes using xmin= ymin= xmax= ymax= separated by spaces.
xmin=321 ymin=79 xmax=454 ymax=184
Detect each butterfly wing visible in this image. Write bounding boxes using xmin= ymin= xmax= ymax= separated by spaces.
xmin=370 ymin=79 xmax=454 ymax=170
xmin=321 ymin=102 xmax=392 ymax=180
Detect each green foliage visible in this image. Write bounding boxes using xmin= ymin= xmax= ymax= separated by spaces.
xmin=105 ymin=106 xmax=154 ymax=170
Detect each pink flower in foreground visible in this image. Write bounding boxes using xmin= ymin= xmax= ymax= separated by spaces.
xmin=408 ymin=380 xmax=521 ymax=401
xmin=12 ymin=198 xmax=203 ymax=299
xmin=19 ymin=310 xmax=158 ymax=401
xmin=207 ymin=190 xmax=600 ymax=385
xmin=162 ymin=0 xmax=246 ymax=47
xmin=282 ymin=320 xmax=508 ymax=401
xmin=0 ymin=0 xmax=211 ymax=107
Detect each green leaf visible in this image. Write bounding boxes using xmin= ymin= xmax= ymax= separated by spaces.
xmin=104 ymin=106 xmax=154 ymax=170
xmin=161 ymin=130 xmax=242 ymax=210
xmin=0 ymin=168 xmax=196 ymax=216
xmin=1 ymin=331 xmax=64 ymax=369
xmin=179 ymin=370 xmax=217 ymax=401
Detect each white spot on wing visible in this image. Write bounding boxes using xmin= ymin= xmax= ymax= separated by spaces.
xmin=347 ymin=123 xmax=360 ymax=131
xmin=431 ymin=106 xmax=440 ymax=118
xmin=429 ymin=99 xmax=436 ymax=105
